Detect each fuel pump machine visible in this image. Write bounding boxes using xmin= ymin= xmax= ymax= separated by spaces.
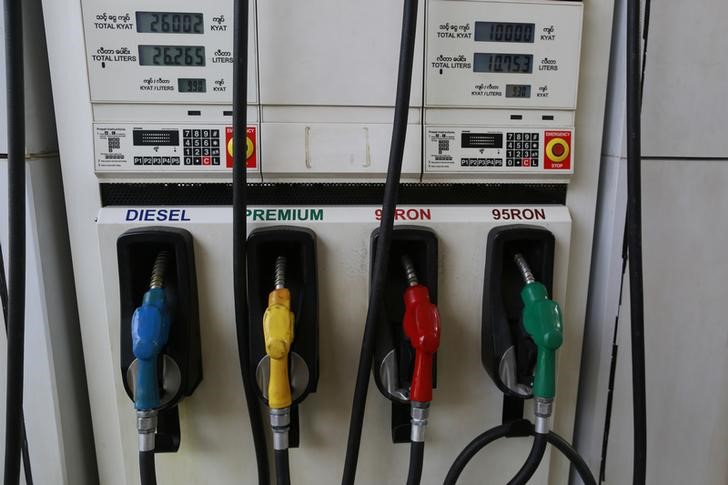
xmin=38 ymin=0 xmax=617 ymax=483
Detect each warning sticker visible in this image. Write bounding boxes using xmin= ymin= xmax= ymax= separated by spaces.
xmin=96 ymin=126 xmax=128 ymax=167
xmin=425 ymin=129 xmax=457 ymax=170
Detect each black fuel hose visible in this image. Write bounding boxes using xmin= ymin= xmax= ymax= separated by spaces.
xmin=626 ymin=0 xmax=647 ymax=483
xmin=139 ymin=451 xmax=157 ymax=485
xmin=406 ymin=442 xmax=425 ymax=485
xmin=274 ymin=449 xmax=291 ymax=485
xmin=232 ymin=0 xmax=269 ymax=484
xmin=2 ymin=0 xmax=26 ymax=482
xmin=0 ymin=245 xmax=33 ymax=485
xmin=443 ymin=420 xmax=596 ymax=485
xmin=505 ymin=433 xmax=547 ymax=485
xmin=340 ymin=0 xmax=419 ymax=483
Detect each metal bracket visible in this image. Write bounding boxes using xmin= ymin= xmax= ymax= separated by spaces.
xmin=255 ymin=351 xmax=310 ymax=402
xmin=126 ymin=354 xmax=182 ymax=409
xmin=498 ymin=346 xmax=532 ymax=397
xmin=379 ymin=349 xmax=410 ymax=403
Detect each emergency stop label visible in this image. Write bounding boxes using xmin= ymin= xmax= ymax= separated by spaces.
xmin=544 ymin=130 xmax=572 ymax=170
xmin=226 ymin=126 xmax=257 ymax=168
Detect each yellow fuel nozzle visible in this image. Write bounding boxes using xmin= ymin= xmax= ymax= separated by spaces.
xmin=263 ymin=287 xmax=295 ymax=409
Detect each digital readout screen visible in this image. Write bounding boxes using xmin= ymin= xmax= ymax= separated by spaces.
xmin=138 ymin=45 xmax=206 ymax=66
xmin=474 ymin=22 xmax=535 ymax=43
xmin=461 ymin=132 xmax=503 ymax=149
xmin=178 ymin=78 xmax=207 ymax=92
xmin=133 ymin=130 xmax=180 ymax=146
xmin=136 ymin=12 xmax=204 ymax=34
xmin=505 ymin=84 xmax=532 ymax=98
xmin=473 ymin=53 xmax=533 ymax=74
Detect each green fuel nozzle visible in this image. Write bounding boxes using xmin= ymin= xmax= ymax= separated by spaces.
xmin=514 ymin=253 xmax=563 ymax=400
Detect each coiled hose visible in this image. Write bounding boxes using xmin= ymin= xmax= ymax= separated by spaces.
xmin=443 ymin=420 xmax=596 ymax=485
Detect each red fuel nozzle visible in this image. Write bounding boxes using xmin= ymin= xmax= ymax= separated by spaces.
xmin=403 ymin=284 xmax=441 ymax=403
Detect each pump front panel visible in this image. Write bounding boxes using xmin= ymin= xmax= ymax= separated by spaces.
xmin=41 ymin=0 xmax=615 ymax=483
xmin=97 ymin=206 xmax=571 ymax=485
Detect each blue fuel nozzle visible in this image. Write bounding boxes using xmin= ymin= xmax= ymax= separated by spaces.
xmin=131 ymin=287 xmax=171 ymax=411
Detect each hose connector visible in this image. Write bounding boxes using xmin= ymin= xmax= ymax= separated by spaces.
xmin=137 ymin=409 xmax=158 ymax=452
xmin=514 ymin=253 xmax=536 ymax=284
xmin=270 ymin=407 xmax=291 ymax=451
xmin=410 ymin=401 xmax=430 ymax=443
xmin=534 ymin=397 xmax=553 ymax=435
xmin=402 ymin=255 xmax=419 ymax=287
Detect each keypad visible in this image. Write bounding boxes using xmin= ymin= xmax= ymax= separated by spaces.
xmin=134 ymin=156 xmax=180 ymax=166
xmin=183 ymin=129 xmax=221 ymax=166
xmin=460 ymin=158 xmax=503 ymax=167
xmin=132 ymin=127 xmax=222 ymax=168
xmin=506 ymin=132 xmax=540 ymax=168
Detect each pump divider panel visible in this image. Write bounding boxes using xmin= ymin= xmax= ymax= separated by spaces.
xmin=100 ymin=183 xmax=567 ymax=206
xmin=481 ymin=225 xmax=555 ymax=413
xmin=370 ymin=226 xmax=438 ymax=443
xmin=246 ymin=227 xmax=319 ymax=449
xmin=117 ymin=226 xmax=202 ymax=453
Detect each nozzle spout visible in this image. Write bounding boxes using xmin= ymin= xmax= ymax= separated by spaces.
xmin=514 ymin=253 xmax=536 ymax=284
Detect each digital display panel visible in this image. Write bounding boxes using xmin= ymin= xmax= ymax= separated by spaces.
xmin=461 ymin=132 xmax=503 ymax=149
xmin=132 ymin=130 xmax=179 ymax=146
xmin=474 ymin=22 xmax=535 ymax=43
xmin=136 ymin=12 xmax=203 ymax=34
xmin=178 ymin=78 xmax=207 ymax=92
xmin=473 ymin=53 xmax=533 ymax=74
xmin=505 ymin=84 xmax=532 ymax=98
xmin=138 ymin=45 xmax=205 ymax=66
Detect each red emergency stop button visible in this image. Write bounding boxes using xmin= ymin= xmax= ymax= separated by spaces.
xmin=225 ymin=126 xmax=257 ymax=169
xmin=544 ymin=131 xmax=572 ymax=170
xmin=551 ymin=142 xmax=565 ymax=158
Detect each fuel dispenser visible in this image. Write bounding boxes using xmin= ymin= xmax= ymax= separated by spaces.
xmin=117 ymin=227 xmax=203 ymax=473
xmin=371 ymin=228 xmax=439 ymax=444
xmin=29 ymin=0 xmax=627 ymax=483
